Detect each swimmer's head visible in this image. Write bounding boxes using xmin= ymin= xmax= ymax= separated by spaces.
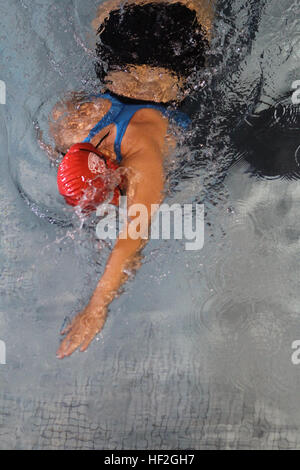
xmin=93 ymin=1 xmax=213 ymax=103
xmin=57 ymin=143 xmax=121 ymax=211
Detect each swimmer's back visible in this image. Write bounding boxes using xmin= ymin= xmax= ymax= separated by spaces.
xmin=50 ymin=95 xmax=171 ymax=164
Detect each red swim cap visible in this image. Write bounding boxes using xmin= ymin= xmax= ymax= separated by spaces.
xmin=57 ymin=143 xmax=121 ymax=211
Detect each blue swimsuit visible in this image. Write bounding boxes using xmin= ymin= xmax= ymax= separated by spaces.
xmin=83 ymin=93 xmax=191 ymax=163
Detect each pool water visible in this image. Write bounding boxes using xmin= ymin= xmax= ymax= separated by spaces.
xmin=1 ymin=0 xmax=300 ymax=450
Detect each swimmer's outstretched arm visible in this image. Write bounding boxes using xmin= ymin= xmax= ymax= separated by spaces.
xmin=56 ymin=134 xmax=165 ymax=358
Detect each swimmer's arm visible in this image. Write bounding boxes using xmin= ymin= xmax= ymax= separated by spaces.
xmin=92 ymin=150 xmax=164 ymax=307
xmin=56 ymin=138 xmax=165 ymax=358
xmin=40 ymin=96 xmax=111 ymax=162
xmin=48 ymin=96 xmax=112 ymax=154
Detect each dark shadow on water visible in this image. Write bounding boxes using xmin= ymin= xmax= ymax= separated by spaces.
xmin=232 ymin=98 xmax=300 ymax=181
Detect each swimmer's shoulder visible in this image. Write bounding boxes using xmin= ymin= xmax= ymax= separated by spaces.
xmin=120 ymin=107 xmax=174 ymax=162
xmin=49 ymin=94 xmax=175 ymax=161
xmin=49 ymin=95 xmax=111 ymax=153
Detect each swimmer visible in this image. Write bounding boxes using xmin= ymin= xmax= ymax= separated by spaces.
xmin=43 ymin=0 xmax=214 ymax=358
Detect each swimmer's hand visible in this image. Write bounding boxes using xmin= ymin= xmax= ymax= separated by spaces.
xmin=56 ymin=303 xmax=107 ymax=359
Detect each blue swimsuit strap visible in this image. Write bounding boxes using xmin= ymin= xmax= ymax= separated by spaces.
xmin=83 ymin=93 xmax=123 ymax=144
xmin=83 ymin=93 xmax=191 ymax=163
